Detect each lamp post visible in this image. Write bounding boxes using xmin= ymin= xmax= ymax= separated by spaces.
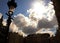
xmin=7 ymin=0 xmax=17 ymax=29
xmin=6 ymin=0 xmax=17 ymax=42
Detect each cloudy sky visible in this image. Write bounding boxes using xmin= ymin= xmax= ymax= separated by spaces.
xmin=0 ymin=0 xmax=58 ymax=37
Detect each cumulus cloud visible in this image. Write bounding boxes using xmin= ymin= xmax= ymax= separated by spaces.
xmin=14 ymin=14 xmax=31 ymax=27
xmin=13 ymin=14 xmax=58 ymax=37
xmin=12 ymin=0 xmax=58 ymax=37
xmin=10 ymin=22 xmax=18 ymax=32
xmin=37 ymin=18 xmax=54 ymax=28
xmin=13 ymin=14 xmax=38 ymax=35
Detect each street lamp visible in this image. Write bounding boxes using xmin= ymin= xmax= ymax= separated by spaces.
xmin=6 ymin=0 xmax=17 ymax=42
xmin=6 ymin=0 xmax=17 ymax=30
xmin=7 ymin=0 xmax=17 ymax=14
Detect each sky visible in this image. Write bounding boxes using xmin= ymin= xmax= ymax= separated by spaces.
xmin=0 ymin=0 xmax=58 ymax=37
xmin=0 ymin=0 xmax=35 ymax=18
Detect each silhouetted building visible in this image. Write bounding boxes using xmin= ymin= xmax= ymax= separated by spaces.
xmin=24 ymin=33 xmax=50 ymax=43
xmin=51 ymin=0 xmax=60 ymax=43
xmin=8 ymin=32 xmax=23 ymax=43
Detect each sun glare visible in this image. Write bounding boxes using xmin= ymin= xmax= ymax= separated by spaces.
xmin=30 ymin=1 xmax=55 ymax=21
xmin=32 ymin=2 xmax=46 ymax=19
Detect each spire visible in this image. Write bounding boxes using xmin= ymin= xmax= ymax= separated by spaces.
xmin=0 ymin=16 xmax=3 ymax=27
